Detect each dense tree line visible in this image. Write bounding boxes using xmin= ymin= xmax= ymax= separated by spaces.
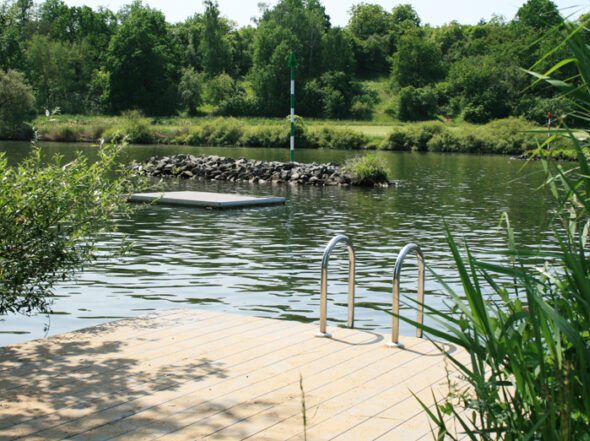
xmin=0 ymin=0 xmax=582 ymax=130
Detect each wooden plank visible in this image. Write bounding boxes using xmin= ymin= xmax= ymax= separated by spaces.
xmin=128 ymin=191 xmax=285 ymax=209
xmin=0 ymin=309 xmax=463 ymax=441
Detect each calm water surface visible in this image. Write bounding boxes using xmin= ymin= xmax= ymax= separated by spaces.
xmin=0 ymin=141 xmax=555 ymax=346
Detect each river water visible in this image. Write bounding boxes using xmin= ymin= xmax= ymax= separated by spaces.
xmin=0 ymin=141 xmax=556 ymax=346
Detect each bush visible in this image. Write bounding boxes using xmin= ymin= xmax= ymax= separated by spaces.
xmin=381 ymin=121 xmax=446 ymax=151
xmin=0 ymin=70 xmax=36 ymax=140
xmin=216 ymin=95 xmax=260 ymax=117
xmin=383 ymin=118 xmax=567 ymax=154
xmin=103 ymin=110 xmax=154 ymax=144
xmin=310 ymin=127 xmax=368 ymax=149
xmin=392 ymin=86 xmax=439 ymax=122
xmin=0 ymin=144 xmax=147 ymax=315
xmin=199 ymin=117 xmax=245 ymax=146
xmin=343 ymin=153 xmax=390 ymax=185
xmin=240 ymin=125 xmax=287 ymax=147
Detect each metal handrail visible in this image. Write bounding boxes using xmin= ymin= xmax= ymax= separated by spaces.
xmin=387 ymin=243 xmax=425 ymax=348
xmin=315 ymin=234 xmax=355 ymax=338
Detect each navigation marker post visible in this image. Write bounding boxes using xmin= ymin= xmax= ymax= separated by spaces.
xmin=289 ymin=52 xmax=298 ymax=162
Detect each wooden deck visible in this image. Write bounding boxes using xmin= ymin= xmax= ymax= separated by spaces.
xmin=128 ymin=191 xmax=285 ymax=209
xmin=0 ymin=309 xmax=464 ymax=440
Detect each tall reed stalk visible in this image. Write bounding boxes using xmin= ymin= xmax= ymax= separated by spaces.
xmin=395 ymin=17 xmax=590 ymax=441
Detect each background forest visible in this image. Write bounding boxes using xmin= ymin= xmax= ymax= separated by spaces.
xmin=0 ymin=0 xmax=584 ymax=126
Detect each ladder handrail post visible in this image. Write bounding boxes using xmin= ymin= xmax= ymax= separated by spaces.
xmin=316 ymin=234 xmax=355 ymax=338
xmin=416 ymin=256 xmax=425 ymax=338
xmin=388 ymin=243 xmax=425 ymax=348
xmin=347 ymin=241 xmax=355 ymax=328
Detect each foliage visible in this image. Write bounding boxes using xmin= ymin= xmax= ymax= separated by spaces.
xmin=381 ymin=118 xmax=566 ymax=154
xmin=302 ymin=71 xmax=377 ymax=119
xmin=343 ymin=153 xmax=389 ymax=185
xmin=516 ymin=0 xmax=561 ymax=29
xmin=0 ymin=0 xmax=584 ymax=125
xmin=309 ymin=126 xmax=368 ymax=149
xmin=104 ymin=1 xmax=178 ymax=115
xmin=391 ymin=34 xmax=445 ymax=88
xmin=447 ymin=55 xmax=517 ymax=124
xmin=198 ymin=0 xmax=232 ymax=76
xmin=25 ymin=34 xmax=92 ymax=114
xmin=394 ymin=16 xmax=590 ymax=441
xmin=0 ymin=69 xmax=35 ymax=139
xmin=171 ymin=116 xmax=367 ymax=149
xmin=0 ymin=143 xmax=147 ymax=315
xmin=205 ymin=73 xmax=241 ymax=106
xmin=103 ymin=110 xmax=154 ymax=144
xmin=391 ymin=86 xmax=439 ymax=122
xmin=178 ymin=67 xmax=204 ymax=116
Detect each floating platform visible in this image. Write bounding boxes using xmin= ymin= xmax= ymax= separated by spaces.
xmin=0 ymin=309 xmax=464 ymax=440
xmin=129 ymin=191 xmax=285 ymax=209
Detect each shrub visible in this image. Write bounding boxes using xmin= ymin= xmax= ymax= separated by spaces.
xmin=240 ymin=125 xmax=287 ymax=147
xmin=0 ymin=144 xmax=147 ymax=315
xmin=310 ymin=127 xmax=368 ymax=149
xmin=216 ymin=95 xmax=260 ymax=117
xmin=343 ymin=153 xmax=390 ymax=185
xmin=393 ymin=86 xmax=439 ymax=122
xmin=199 ymin=117 xmax=245 ymax=146
xmin=426 ymin=131 xmax=460 ymax=152
xmin=381 ymin=121 xmax=446 ymax=151
xmin=103 ymin=110 xmax=154 ymax=144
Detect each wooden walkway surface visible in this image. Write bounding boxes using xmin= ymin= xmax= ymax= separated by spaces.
xmin=0 ymin=309 xmax=463 ymax=441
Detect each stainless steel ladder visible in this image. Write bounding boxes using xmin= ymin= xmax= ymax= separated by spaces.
xmin=315 ymin=234 xmax=355 ymax=338
xmin=387 ymin=243 xmax=425 ymax=349
xmin=314 ymin=236 xmax=425 ymax=348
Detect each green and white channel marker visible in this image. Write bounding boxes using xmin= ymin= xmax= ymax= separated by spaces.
xmin=289 ymin=52 xmax=298 ymax=162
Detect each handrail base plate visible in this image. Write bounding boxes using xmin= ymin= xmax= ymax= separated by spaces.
xmin=315 ymin=331 xmax=332 ymax=338
xmin=386 ymin=341 xmax=405 ymax=349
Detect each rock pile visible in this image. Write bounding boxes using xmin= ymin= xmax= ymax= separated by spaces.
xmin=132 ymin=154 xmax=397 ymax=187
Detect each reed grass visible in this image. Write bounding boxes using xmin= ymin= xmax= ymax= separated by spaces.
xmin=382 ymin=16 xmax=590 ymax=440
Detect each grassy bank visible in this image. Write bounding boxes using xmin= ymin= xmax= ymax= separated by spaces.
xmin=31 ymin=113 xmax=580 ymax=158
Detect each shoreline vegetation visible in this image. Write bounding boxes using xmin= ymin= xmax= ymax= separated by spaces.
xmin=30 ymin=113 xmax=582 ymax=160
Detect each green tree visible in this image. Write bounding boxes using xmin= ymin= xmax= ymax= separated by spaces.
xmin=0 ymin=0 xmax=36 ymax=71
xmin=178 ymin=67 xmax=203 ymax=115
xmin=228 ymin=25 xmax=256 ymax=77
xmin=0 ymin=69 xmax=35 ymax=139
xmin=391 ymin=34 xmax=445 ymax=88
xmin=0 ymin=144 xmax=146 ymax=315
xmin=348 ymin=3 xmax=390 ymax=40
xmin=172 ymin=13 xmax=204 ymax=70
xmin=320 ymin=27 xmax=354 ymax=74
xmin=516 ymin=0 xmax=561 ymax=29
xmin=391 ymin=4 xmax=420 ymax=28
xmin=347 ymin=3 xmax=391 ymax=77
xmin=198 ymin=0 xmax=232 ymax=76
xmin=25 ymin=34 xmax=92 ymax=113
xmin=38 ymin=1 xmax=116 ymax=61
xmin=250 ymin=13 xmax=299 ymax=116
xmin=448 ymin=55 xmax=515 ymax=123
xmin=105 ymin=1 xmax=178 ymax=115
